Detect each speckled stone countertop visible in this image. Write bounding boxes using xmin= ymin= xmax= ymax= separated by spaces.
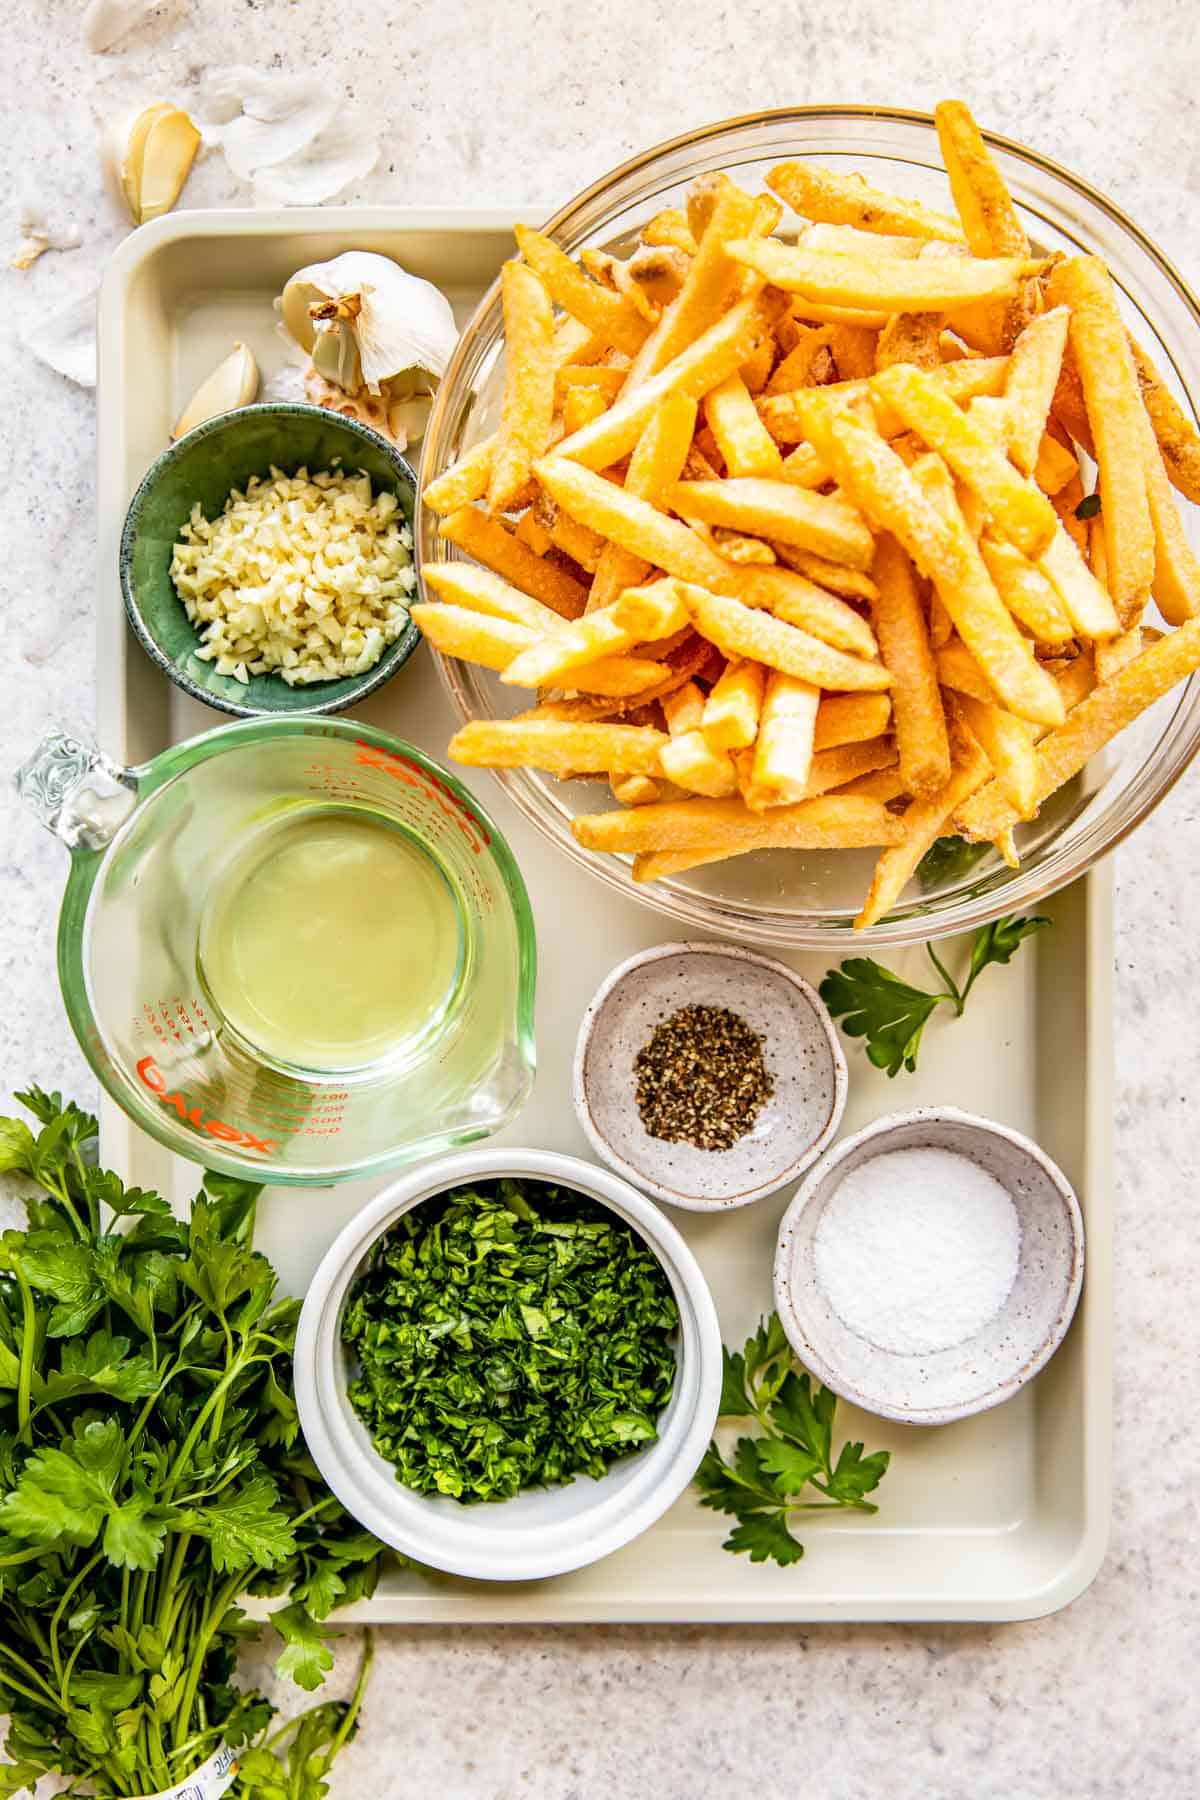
xmin=2 ymin=2 xmax=1199 ymax=1794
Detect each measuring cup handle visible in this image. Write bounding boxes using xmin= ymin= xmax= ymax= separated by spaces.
xmin=14 ymin=725 xmax=138 ymax=851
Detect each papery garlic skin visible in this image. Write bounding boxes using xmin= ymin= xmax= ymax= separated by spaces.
xmin=173 ymin=344 xmax=260 ymax=439
xmin=280 ymin=252 xmax=458 ymax=395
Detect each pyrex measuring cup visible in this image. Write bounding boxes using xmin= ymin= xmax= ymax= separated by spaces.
xmin=17 ymin=718 xmax=536 ymax=1184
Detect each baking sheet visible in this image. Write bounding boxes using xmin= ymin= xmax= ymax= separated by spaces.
xmin=95 ymin=208 xmax=1113 ymax=1621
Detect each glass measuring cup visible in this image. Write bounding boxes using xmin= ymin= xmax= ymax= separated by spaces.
xmin=17 ymin=718 xmax=536 ymax=1184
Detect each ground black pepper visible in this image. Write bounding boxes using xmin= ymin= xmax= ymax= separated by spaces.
xmin=633 ymin=1004 xmax=774 ymax=1151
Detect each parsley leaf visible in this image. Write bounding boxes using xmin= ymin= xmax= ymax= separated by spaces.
xmin=693 ymin=1315 xmax=891 ymax=1568
xmin=271 ymin=1603 xmax=336 ymax=1693
xmin=185 ymin=1475 xmax=297 ymax=1574
xmin=821 ymin=913 xmax=1052 ymax=1077
xmin=917 ymin=832 xmax=992 ymax=891
xmin=1075 ymin=492 xmax=1102 ymax=519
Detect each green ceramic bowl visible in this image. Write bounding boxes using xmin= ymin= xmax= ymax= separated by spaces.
xmin=119 ymin=403 xmax=420 ymax=718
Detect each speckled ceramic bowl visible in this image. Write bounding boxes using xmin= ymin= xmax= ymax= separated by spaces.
xmin=573 ymin=942 xmax=847 ymax=1212
xmin=119 ymin=403 xmax=419 ymax=719
xmin=773 ymin=1108 xmax=1085 ymax=1426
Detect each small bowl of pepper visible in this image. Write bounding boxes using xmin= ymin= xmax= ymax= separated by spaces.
xmin=573 ymin=942 xmax=848 ymax=1212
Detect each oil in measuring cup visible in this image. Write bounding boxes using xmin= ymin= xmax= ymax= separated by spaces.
xmin=196 ymin=801 xmax=469 ymax=1077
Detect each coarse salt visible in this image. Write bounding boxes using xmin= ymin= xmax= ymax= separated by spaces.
xmin=812 ymin=1146 xmax=1021 ymax=1356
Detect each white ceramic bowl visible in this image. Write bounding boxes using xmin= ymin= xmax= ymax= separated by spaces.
xmin=573 ymin=942 xmax=847 ymax=1211
xmin=294 ymin=1146 xmax=722 ymax=1580
xmin=773 ymin=1108 xmax=1085 ymax=1426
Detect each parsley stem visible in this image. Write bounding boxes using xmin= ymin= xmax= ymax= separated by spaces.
xmin=12 ymin=1260 xmax=37 ymax=1437
xmin=170 ymin=1573 xmax=244 ymax=1754
xmin=0 ymin=1636 xmax=67 ymax=1713
xmin=49 ymin=1549 xmax=103 ymax=1691
xmin=924 ymin=942 xmax=964 ymax=1012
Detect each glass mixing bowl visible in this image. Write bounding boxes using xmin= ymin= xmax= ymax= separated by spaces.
xmin=418 ymin=107 xmax=1200 ymax=947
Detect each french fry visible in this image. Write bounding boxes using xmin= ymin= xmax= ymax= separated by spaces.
xmin=803 ymin=223 xmax=927 ymax=258
xmin=812 ymin=410 xmax=1064 ymax=725
xmin=774 ymin=446 xmax=830 ymax=492
xmin=803 ymin=738 xmax=897 ymax=796
xmin=421 ymin=562 xmax=570 ymax=637
xmin=514 ymin=224 xmax=650 ymax=357
xmin=760 ymin=355 xmax=1010 ymax=443
xmin=514 ymin=509 xmax=553 ymax=555
xmin=1129 ymin=335 xmax=1200 ymax=503
xmin=856 ymin=710 xmax=992 ymax=928
xmin=556 ymin=364 xmax=628 ymax=401
xmin=553 ymin=295 xmax=773 ymax=470
xmin=627 ymin=179 xmax=763 ymax=385
xmin=726 ymin=239 xmax=1045 ymax=310
xmin=1131 ymin=396 xmax=1200 ymax=624
xmin=561 ymin=385 xmax=609 ymax=436
xmin=704 ymin=374 xmax=783 ymax=476
xmin=742 ymin=673 xmax=820 ymax=807
xmin=826 ymin=321 xmax=883 ymax=380
xmin=872 ymin=363 xmax=1058 ymax=556
xmin=662 ymin=680 xmax=706 ymax=736
xmin=976 ymin=536 xmax=1075 ymax=643
xmin=685 ymin=587 xmax=892 ymax=691
xmin=500 ymin=587 xmax=682 ymax=689
xmin=1037 ymin=525 xmax=1121 ymax=639
xmin=487 ymin=262 xmax=557 ymax=514
xmin=534 ymin=494 xmax=608 ymax=572
xmin=423 ymin=437 xmax=495 ymax=514
xmin=739 ymin=566 xmax=878 ymax=659
xmin=576 ymin=791 xmax=906 ymax=855
xmin=771 ymin=543 xmax=880 ymax=602
xmin=1050 ymin=350 xmax=1094 ymax=455
xmin=702 ymin=659 xmax=766 ymax=750
xmin=875 ymin=312 xmax=945 ymax=371
xmin=957 ymin=616 xmax=1200 ymax=842
xmin=660 ymin=729 xmax=738 ymax=797
xmin=641 ymin=207 xmax=697 ymax=255
xmin=611 ymin=774 xmax=661 ymax=806
xmin=1093 ymin=626 xmax=1146 ymax=685
xmin=766 ymin=161 xmax=966 ymax=243
xmin=711 ymin=529 xmax=775 ymax=565
xmin=1046 ymin=257 xmax=1154 ymax=616
xmin=1051 ymin=470 xmax=1090 ymax=554
xmin=870 ymin=532 xmax=951 ymax=796
xmin=450 ymin=718 xmax=669 ymax=777
xmin=411 ymin=604 xmax=664 ymax=696
xmin=663 ymin=477 xmax=875 ymax=570
xmin=813 ymin=692 xmax=892 ymax=751
xmin=934 ymin=100 xmax=1028 ymax=258
xmin=953 ymin=691 xmax=1039 ymax=815
xmin=1004 ymin=308 xmax=1071 ymax=474
xmin=586 ymin=392 xmax=698 ymax=611
xmin=629 ymin=799 xmax=907 ymax=880
xmin=438 ymin=508 xmax=588 ymax=619
xmin=765 ymin=325 xmax=835 ymax=395
xmin=536 ymin=458 xmax=737 ymax=592
xmin=936 ymin=636 xmax=995 ymax=703
xmin=1033 ymin=433 xmax=1078 ymax=496
xmin=934 ymin=98 xmax=1033 ymax=352
xmin=835 ymin=764 xmax=907 ymax=803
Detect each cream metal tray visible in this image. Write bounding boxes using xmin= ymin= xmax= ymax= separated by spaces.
xmin=95 ymin=207 xmax=1113 ymax=1622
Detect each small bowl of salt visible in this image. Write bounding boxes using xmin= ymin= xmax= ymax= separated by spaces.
xmin=773 ymin=1107 xmax=1084 ymax=1426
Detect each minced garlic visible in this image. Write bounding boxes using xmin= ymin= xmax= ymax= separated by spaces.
xmin=169 ymin=465 xmax=415 ymax=686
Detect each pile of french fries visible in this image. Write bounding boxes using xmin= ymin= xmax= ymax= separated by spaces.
xmin=418 ymin=99 xmax=1200 ymax=928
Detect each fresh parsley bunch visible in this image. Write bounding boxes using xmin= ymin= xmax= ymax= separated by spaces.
xmin=820 ymin=912 xmax=1051 ymax=1077
xmin=0 ymin=1087 xmax=384 ymax=1799
xmin=694 ymin=1315 xmax=890 ymax=1567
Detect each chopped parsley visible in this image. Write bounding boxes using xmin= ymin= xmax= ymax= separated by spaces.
xmin=342 ymin=1179 xmax=679 ymax=1503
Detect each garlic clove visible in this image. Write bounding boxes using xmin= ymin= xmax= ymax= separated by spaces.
xmin=105 ymin=102 xmax=201 ymax=226
xmin=135 ymin=107 xmax=202 ymax=224
xmin=173 ymin=343 xmax=260 ymax=439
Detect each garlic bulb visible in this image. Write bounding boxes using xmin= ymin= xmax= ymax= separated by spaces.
xmin=280 ymin=252 xmax=458 ymax=396
xmin=173 ymin=344 xmax=260 ymax=439
xmin=104 ymin=102 xmax=201 ymax=226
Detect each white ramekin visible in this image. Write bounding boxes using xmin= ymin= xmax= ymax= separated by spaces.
xmin=294 ymin=1146 xmax=723 ymax=1580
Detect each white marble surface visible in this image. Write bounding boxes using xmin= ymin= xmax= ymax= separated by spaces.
xmin=2 ymin=1 xmax=1199 ymax=1794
